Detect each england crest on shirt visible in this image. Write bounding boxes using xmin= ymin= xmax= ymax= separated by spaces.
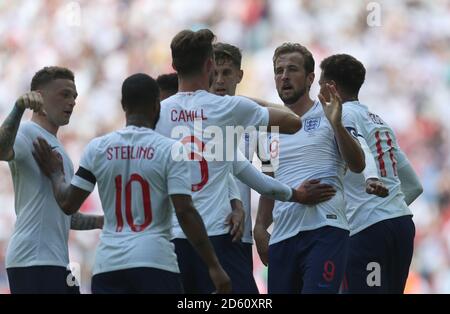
xmin=304 ymin=117 xmax=321 ymax=132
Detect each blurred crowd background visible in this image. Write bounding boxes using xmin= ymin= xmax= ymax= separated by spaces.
xmin=0 ymin=0 xmax=449 ymax=293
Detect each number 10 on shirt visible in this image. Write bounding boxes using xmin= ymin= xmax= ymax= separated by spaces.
xmin=114 ymin=174 xmax=153 ymax=232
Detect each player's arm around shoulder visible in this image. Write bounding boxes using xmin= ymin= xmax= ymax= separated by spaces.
xmin=32 ymin=137 xmax=91 ymax=215
xmin=237 ymin=96 xmax=301 ymax=134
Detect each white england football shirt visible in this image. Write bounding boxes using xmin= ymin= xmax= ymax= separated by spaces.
xmin=236 ymin=130 xmax=256 ymax=244
xmin=235 ymin=130 xmax=274 ymax=244
xmin=269 ymin=101 xmax=358 ymax=245
xmin=343 ymin=101 xmax=412 ymax=236
xmin=155 ymin=90 xmax=269 ymax=239
xmin=71 ymin=126 xmax=191 ymax=275
xmin=6 ymin=121 xmax=72 ymax=268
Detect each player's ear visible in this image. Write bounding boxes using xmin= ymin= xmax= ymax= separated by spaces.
xmin=153 ymin=100 xmax=161 ymax=126
xmin=205 ymin=57 xmax=214 ymax=74
xmin=307 ymin=72 xmax=315 ymax=89
xmin=329 ymin=80 xmax=343 ymax=98
xmin=36 ymin=89 xmax=48 ymax=102
xmin=237 ymin=69 xmax=244 ymax=83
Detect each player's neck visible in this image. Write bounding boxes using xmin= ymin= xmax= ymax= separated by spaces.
xmin=286 ymin=94 xmax=315 ymax=117
xmin=340 ymin=96 xmax=359 ymax=104
xmin=31 ymin=115 xmax=58 ymax=136
xmin=178 ymin=74 xmax=209 ymax=93
xmin=126 ymin=114 xmax=153 ymax=129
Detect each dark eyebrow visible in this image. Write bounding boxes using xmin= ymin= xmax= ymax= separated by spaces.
xmin=61 ymin=88 xmax=78 ymax=97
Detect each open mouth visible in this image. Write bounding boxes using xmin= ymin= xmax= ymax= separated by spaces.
xmin=282 ymin=84 xmax=294 ymax=92
xmin=215 ymin=88 xmax=227 ymax=95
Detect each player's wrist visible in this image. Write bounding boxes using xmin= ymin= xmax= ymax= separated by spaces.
xmin=48 ymin=169 xmax=63 ymax=180
xmin=288 ymin=188 xmax=296 ymax=202
xmin=293 ymin=187 xmax=308 ymax=204
xmin=231 ymin=203 xmax=244 ymax=213
xmin=330 ymin=120 xmax=344 ymax=130
xmin=253 ymin=225 xmax=268 ymax=238
xmin=14 ymin=101 xmax=26 ymax=112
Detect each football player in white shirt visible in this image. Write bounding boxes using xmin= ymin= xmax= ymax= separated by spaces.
xmin=156 ymin=73 xmax=178 ymax=101
xmin=209 ymin=43 xmax=337 ymax=285
xmin=32 ymin=73 xmax=231 ymax=294
xmin=254 ymin=43 xmax=366 ymax=294
xmin=210 ymin=42 xmax=262 ymax=275
xmin=0 ymin=67 xmax=103 ymax=294
xmin=319 ymin=54 xmax=423 ymax=293
xmin=155 ymin=29 xmax=310 ymax=294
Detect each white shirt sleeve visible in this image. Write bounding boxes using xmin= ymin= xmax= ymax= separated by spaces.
xmin=228 ymin=173 xmax=241 ymax=201
xmin=71 ymin=140 xmax=97 ymax=192
xmin=233 ymin=159 xmax=292 ymax=201
xmin=231 ymin=149 xmax=252 ymax=175
xmin=12 ymin=132 xmax=29 ymax=161
xmin=342 ymin=109 xmax=362 ymax=139
xmin=166 ymin=142 xmax=192 ymax=195
xmin=232 ymin=96 xmax=269 ymax=128
xmin=396 ymin=149 xmax=423 ymax=205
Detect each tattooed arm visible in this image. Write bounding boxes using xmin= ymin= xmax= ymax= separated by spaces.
xmin=70 ymin=212 xmax=104 ymax=230
xmin=0 ymin=91 xmax=45 ymax=161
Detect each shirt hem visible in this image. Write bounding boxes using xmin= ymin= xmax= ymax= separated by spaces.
xmin=93 ymin=262 xmax=180 ymax=275
xmin=349 ymin=212 xmax=413 ymax=236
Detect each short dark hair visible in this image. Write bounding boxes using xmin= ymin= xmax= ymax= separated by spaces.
xmin=213 ymin=42 xmax=242 ymax=68
xmin=30 ymin=66 xmax=74 ymax=91
xmin=171 ymin=29 xmax=215 ymax=76
xmin=156 ymin=73 xmax=178 ymax=94
xmin=121 ymin=73 xmax=160 ymax=111
xmin=273 ymin=43 xmax=315 ymax=75
xmin=320 ymin=54 xmax=366 ymax=95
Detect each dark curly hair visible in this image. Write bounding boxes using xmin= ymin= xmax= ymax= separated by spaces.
xmin=320 ymin=54 xmax=366 ymax=95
